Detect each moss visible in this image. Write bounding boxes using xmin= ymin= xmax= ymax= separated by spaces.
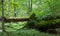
xmin=37 ymin=19 xmax=60 ymax=26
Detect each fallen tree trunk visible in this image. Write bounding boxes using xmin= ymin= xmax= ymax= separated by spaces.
xmin=27 ymin=18 xmax=60 ymax=29
xmin=27 ymin=13 xmax=60 ymax=29
xmin=6 ymin=17 xmax=29 ymax=22
xmin=0 ymin=17 xmax=29 ymax=22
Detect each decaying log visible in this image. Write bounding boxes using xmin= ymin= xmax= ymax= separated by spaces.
xmin=0 ymin=17 xmax=29 ymax=22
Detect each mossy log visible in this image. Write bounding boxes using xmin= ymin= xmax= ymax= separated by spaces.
xmin=0 ymin=17 xmax=29 ymax=22
xmin=35 ymin=19 xmax=60 ymax=34
xmin=36 ymin=19 xmax=60 ymax=29
xmin=27 ymin=13 xmax=60 ymax=29
xmin=27 ymin=19 xmax=60 ymax=28
xmin=27 ymin=14 xmax=60 ymax=34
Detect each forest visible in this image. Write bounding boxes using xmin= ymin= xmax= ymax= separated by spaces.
xmin=0 ymin=0 xmax=60 ymax=36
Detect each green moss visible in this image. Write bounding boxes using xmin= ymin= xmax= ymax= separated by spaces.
xmin=37 ymin=19 xmax=60 ymax=26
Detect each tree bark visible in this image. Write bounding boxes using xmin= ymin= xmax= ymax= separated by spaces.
xmin=1 ymin=0 xmax=5 ymax=32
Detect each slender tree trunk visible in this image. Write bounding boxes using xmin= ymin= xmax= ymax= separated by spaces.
xmin=1 ymin=0 xmax=5 ymax=32
xmin=14 ymin=1 xmax=16 ymax=17
xmin=27 ymin=0 xmax=32 ymax=14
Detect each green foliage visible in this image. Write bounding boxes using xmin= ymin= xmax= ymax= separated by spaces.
xmin=0 ymin=0 xmax=60 ymax=17
xmin=5 ymin=22 xmax=27 ymax=31
xmin=0 ymin=0 xmax=60 ymax=35
xmin=0 ymin=29 xmax=58 ymax=36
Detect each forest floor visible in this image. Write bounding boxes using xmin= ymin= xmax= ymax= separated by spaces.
xmin=0 ymin=28 xmax=60 ymax=36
